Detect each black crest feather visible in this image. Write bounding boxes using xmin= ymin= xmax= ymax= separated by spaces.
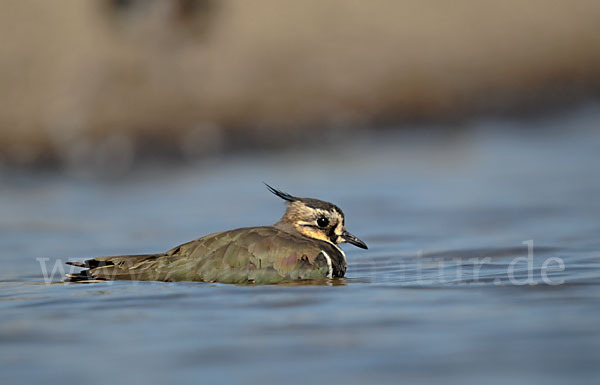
xmin=264 ymin=183 xmax=297 ymax=202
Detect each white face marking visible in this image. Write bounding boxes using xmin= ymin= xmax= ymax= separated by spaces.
xmin=331 ymin=209 xmax=345 ymax=242
xmin=334 ymin=222 xmax=344 ymax=236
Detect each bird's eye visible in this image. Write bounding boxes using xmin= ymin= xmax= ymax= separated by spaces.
xmin=316 ymin=217 xmax=329 ymax=228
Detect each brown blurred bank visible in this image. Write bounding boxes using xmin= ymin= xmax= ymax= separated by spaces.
xmin=1 ymin=0 xmax=599 ymax=170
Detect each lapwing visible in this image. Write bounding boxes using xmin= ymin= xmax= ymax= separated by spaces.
xmin=65 ymin=184 xmax=367 ymax=284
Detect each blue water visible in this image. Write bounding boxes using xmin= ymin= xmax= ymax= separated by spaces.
xmin=1 ymin=106 xmax=600 ymax=384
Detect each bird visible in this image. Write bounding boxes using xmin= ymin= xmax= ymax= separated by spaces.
xmin=64 ymin=184 xmax=367 ymax=284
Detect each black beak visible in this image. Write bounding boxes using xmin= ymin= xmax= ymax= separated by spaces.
xmin=341 ymin=231 xmax=368 ymax=249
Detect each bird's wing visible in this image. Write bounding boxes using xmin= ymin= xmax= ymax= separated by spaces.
xmin=160 ymin=227 xmax=344 ymax=283
xmin=65 ymin=227 xmax=345 ymax=283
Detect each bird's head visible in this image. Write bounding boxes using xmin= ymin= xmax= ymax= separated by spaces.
xmin=266 ymin=184 xmax=368 ymax=249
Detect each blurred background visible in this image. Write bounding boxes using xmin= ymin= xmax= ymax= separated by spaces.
xmin=2 ymin=2 xmax=600 ymax=385
xmin=1 ymin=0 xmax=599 ymax=173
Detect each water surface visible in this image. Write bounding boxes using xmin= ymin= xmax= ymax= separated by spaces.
xmin=2 ymin=107 xmax=600 ymax=384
